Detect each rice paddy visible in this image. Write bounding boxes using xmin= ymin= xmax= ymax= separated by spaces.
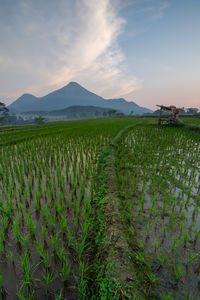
xmin=115 ymin=124 xmax=200 ymax=299
xmin=0 ymin=117 xmax=200 ymax=299
xmin=0 ymin=118 xmax=139 ymax=299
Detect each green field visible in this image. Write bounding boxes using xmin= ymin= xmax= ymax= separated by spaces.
xmin=0 ymin=117 xmax=200 ymax=299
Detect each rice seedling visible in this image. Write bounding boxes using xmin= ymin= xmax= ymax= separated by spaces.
xmin=194 ymin=229 xmax=200 ymax=244
xmin=189 ymin=220 xmax=195 ymax=231
xmin=66 ymin=227 xmax=73 ymax=248
xmin=158 ymin=253 xmax=165 ymax=266
xmin=155 ymin=216 xmax=159 ymax=228
xmin=43 ymin=270 xmax=55 ymax=293
xmin=171 ymin=236 xmax=179 ymax=252
xmin=140 ymin=192 xmax=145 ymax=212
xmin=33 ymin=197 xmax=40 ymax=211
xmin=162 ymin=198 xmax=167 ymax=216
xmin=169 ymin=211 xmax=174 ymax=223
xmin=55 ymin=289 xmax=63 ymax=300
xmin=26 ymin=212 xmax=36 ymax=237
xmin=1 ymin=215 xmax=9 ymax=233
xmin=20 ymin=252 xmax=32 ymax=288
xmin=8 ymin=251 xmax=14 ymax=265
xmin=58 ymin=244 xmax=65 ymax=264
xmin=75 ymin=261 xmax=88 ymax=300
xmin=196 ymin=196 xmax=200 ymax=205
xmin=147 ymin=272 xmax=157 ymax=284
xmin=21 ymin=234 xmax=30 ymax=252
xmin=193 ymin=205 xmax=198 ymax=218
xmin=49 ymin=214 xmax=56 ymax=233
xmin=150 ymin=204 xmax=155 ymax=216
xmin=174 ymin=264 xmax=182 ymax=282
xmin=16 ymin=286 xmax=28 ymax=300
xmin=51 ymin=232 xmax=59 ymax=253
xmin=171 ymin=198 xmax=176 ymax=212
xmin=42 ymin=225 xmax=48 ymax=241
xmin=154 ymin=239 xmax=159 ymax=252
xmin=162 ymin=224 xmax=166 ymax=238
xmin=146 ymin=221 xmax=150 ymax=238
xmin=13 ymin=217 xmax=21 ymax=243
xmin=183 ymin=231 xmax=189 ymax=248
xmin=186 ymin=292 xmax=194 ymax=300
xmin=43 ymin=250 xmax=50 ymax=270
xmin=36 ymin=239 xmax=45 ymax=260
xmin=181 ymin=210 xmax=186 ymax=221
xmin=180 ymin=220 xmax=184 ymax=236
xmin=186 ymin=253 xmax=199 ymax=266
xmin=18 ymin=202 xmax=24 ymax=217
xmin=60 ymin=258 xmax=71 ymax=283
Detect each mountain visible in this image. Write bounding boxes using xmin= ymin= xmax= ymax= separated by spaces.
xmin=9 ymin=82 xmax=152 ymax=115
xmin=22 ymin=105 xmax=117 ymax=115
xmin=9 ymin=93 xmax=39 ymax=112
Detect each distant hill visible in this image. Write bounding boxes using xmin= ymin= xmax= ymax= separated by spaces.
xmin=22 ymin=105 xmax=120 ymax=119
xmin=9 ymin=82 xmax=152 ymax=115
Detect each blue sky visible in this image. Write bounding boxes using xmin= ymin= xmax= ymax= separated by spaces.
xmin=0 ymin=0 xmax=199 ymax=109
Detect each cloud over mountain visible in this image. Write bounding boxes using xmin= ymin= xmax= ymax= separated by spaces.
xmin=0 ymin=0 xmax=141 ymax=104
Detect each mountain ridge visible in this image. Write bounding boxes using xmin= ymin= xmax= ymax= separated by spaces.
xmin=8 ymin=82 xmax=152 ymax=115
xmin=21 ymin=105 xmax=118 ymax=116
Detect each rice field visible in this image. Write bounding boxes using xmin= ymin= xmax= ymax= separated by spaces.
xmin=181 ymin=117 xmax=200 ymax=126
xmin=0 ymin=118 xmax=140 ymax=299
xmin=115 ymin=124 xmax=200 ymax=299
xmin=1 ymin=117 xmax=200 ymax=299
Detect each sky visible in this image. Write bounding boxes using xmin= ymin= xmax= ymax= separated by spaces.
xmin=0 ymin=0 xmax=199 ymax=110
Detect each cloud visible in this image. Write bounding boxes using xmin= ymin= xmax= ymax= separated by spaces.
xmin=152 ymin=1 xmax=169 ymax=19
xmin=0 ymin=0 xmax=141 ymax=103
xmin=128 ymin=0 xmax=169 ymax=21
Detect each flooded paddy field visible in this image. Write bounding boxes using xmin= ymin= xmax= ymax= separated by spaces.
xmin=0 ymin=118 xmax=140 ymax=299
xmin=115 ymin=125 xmax=200 ymax=299
xmin=1 ymin=117 xmax=199 ymax=299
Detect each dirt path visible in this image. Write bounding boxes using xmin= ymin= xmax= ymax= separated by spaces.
xmin=87 ymin=122 xmax=157 ymax=299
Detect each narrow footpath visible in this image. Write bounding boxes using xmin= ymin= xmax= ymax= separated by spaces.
xmin=88 ymin=122 xmax=157 ymax=299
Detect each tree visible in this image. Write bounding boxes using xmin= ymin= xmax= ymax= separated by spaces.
xmin=0 ymin=102 xmax=9 ymax=124
xmin=186 ymin=107 xmax=199 ymax=115
xmin=95 ymin=110 xmax=100 ymax=118
xmin=108 ymin=109 xmax=117 ymax=117
xmin=34 ymin=115 xmax=46 ymax=125
xmin=178 ymin=107 xmax=186 ymax=114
